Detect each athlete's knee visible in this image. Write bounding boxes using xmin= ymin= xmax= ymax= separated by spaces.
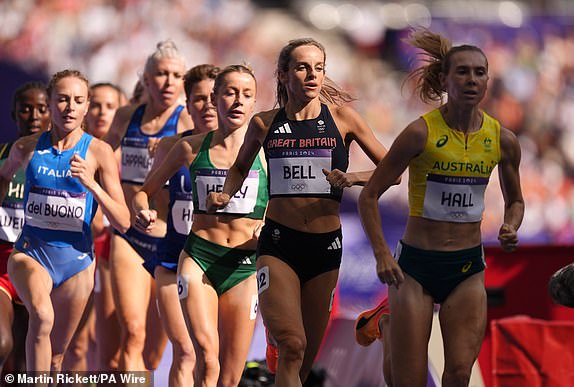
xmin=276 ymin=333 xmax=306 ymax=364
xmin=99 ymin=353 xmax=119 ymax=371
xmin=122 ymin=320 xmax=146 ymax=349
xmin=201 ymin=353 xmax=220 ymax=376
xmin=442 ymin=364 xmax=472 ymax=387
xmin=173 ymin=341 xmax=195 ymax=367
xmin=0 ymin=333 xmax=14 ymax=363
xmin=143 ymin=351 xmax=163 ymax=371
xmin=218 ymin=370 xmax=243 ymax=387
xmin=28 ymin=303 xmax=54 ymax=336
xmin=51 ymin=352 xmax=66 ymax=372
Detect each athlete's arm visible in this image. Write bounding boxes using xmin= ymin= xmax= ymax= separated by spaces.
xmin=328 ymin=105 xmax=393 ymax=187
xmin=176 ymin=108 xmax=194 ymax=134
xmin=79 ymin=139 xmax=130 ymax=233
xmin=207 ymin=112 xmax=270 ymax=211
xmin=133 ymin=136 xmax=195 ymax=231
xmin=497 ymin=126 xmax=524 ymax=252
xmin=358 ymin=119 xmax=427 ymax=287
xmin=103 ymin=105 xmax=136 ymax=151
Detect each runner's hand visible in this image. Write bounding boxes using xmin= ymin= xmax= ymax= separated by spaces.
xmin=206 ymin=192 xmax=230 ymax=213
xmin=134 ymin=209 xmax=157 ymax=233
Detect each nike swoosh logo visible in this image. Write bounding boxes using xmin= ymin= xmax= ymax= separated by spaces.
xmin=77 ymin=253 xmax=89 ymax=260
xmin=355 ymin=302 xmax=388 ymax=330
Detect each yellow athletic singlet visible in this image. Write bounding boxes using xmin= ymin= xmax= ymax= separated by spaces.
xmin=408 ymin=108 xmax=501 ymax=222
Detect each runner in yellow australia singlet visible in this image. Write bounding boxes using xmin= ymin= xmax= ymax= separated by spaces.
xmin=409 ymin=108 xmax=501 ymax=223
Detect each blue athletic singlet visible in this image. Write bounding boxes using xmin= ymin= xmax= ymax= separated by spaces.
xmin=120 ymin=104 xmax=184 ymax=184
xmin=262 ymin=104 xmax=348 ymax=202
xmin=14 ymin=131 xmax=96 ymax=287
xmin=154 ymin=130 xmax=195 ymax=272
xmin=19 ymin=131 xmax=96 ymax=247
xmin=190 ymin=131 xmax=268 ymax=219
xmin=0 ymin=143 xmax=25 ymax=243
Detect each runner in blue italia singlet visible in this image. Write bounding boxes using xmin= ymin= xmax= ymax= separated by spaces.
xmin=15 ymin=131 xmax=96 ymax=287
xmin=0 ymin=70 xmax=130 ymax=374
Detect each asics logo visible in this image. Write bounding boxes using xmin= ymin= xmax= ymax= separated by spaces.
xmin=77 ymin=253 xmax=89 ymax=260
xmin=327 ymin=237 xmax=342 ymax=250
xmin=37 ymin=149 xmax=51 ymax=155
xmin=461 ymin=261 xmax=473 ymax=273
xmin=273 ymin=123 xmax=292 ymax=134
xmin=436 ymin=135 xmax=448 ymax=148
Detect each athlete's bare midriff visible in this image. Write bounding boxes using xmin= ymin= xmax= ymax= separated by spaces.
xmin=266 ymin=197 xmax=341 ymax=233
xmin=191 ymin=214 xmax=261 ymax=250
xmin=402 ymin=216 xmax=483 ymax=251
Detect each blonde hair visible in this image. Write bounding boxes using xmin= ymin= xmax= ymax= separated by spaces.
xmin=47 ymin=69 xmax=89 ymax=98
xmin=404 ymin=29 xmax=487 ymax=104
xmin=275 ymin=38 xmax=355 ymax=107
xmin=144 ymin=40 xmax=186 ymax=73
xmin=213 ymin=64 xmax=256 ymax=96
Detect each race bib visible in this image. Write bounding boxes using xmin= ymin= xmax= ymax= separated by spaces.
xmin=268 ymin=149 xmax=331 ymax=195
xmin=25 ymin=186 xmax=87 ymax=232
xmin=171 ymin=192 xmax=193 ymax=235
xmin=423 ymin=174 xmax=488 ymax=222
xmin=0 ymin=202 xmax=25 ymax=242
xmin=195 ymin=168 xmax=259 ymax=214
xmin=121 ymin=138 xmax=153 ymax=184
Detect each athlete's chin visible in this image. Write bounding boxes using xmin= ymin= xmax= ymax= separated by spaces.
xmin=224 ymin=117 xmax=247 ymax=128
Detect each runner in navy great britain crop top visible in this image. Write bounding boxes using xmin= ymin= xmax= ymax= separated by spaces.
xmin=263 ymin=103 xmax=348 ymax=202
xmin=207 ymin=39 xmax=390 ymax=384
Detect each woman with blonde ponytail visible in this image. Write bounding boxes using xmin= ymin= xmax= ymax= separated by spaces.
xmin=356 ymin=29 xmax=524 ymax=386
xmin=104 ymin=40 xmax=193 ymax=372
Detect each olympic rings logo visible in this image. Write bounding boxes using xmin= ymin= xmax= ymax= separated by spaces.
xmin=291 ymin=183 xmax=307 ymax=191
xmin=449 ymin=212 xmax=465 ymax=219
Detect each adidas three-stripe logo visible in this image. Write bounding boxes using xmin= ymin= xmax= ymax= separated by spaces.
xmin=274 ymin=123 xmax=292 ymax=134
xmin=327 ymin=237 xmax=342 ymax=250
xmin=239 ymin=256 xmax=253 ymax=265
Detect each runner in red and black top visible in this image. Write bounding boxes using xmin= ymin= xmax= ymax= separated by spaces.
xmin=0 ymin=82 xmax=50 ymax=376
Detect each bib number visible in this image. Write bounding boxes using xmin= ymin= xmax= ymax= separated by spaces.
xmin=269 ymin=149 xmax=331 ymax=195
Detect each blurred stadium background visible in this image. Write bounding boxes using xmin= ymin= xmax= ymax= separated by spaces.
xmin=2 ymin=1 xmax=574 ymax=386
